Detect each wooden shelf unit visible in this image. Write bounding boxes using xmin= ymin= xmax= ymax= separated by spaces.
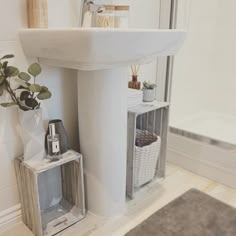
xmin=127 ymin=101 xmax=169 ymax=199
xmin=15 ymin=150 xmax=86 ymax=236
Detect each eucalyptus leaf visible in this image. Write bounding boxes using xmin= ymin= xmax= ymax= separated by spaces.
xmin=41 ymin=86 xmax=49 ymax=91
xmin=37 ymin=90 xmax=52 ymax=100
xmin=28 ymin=63 xmax=42 ymax=77
xmin=0 ymin=54 xmax=14 ymax=60
xmin=20 ymin=91 xmax=30 ymax=101
xmin=4 ymin=66 xmax=19 ymax=77
xmin=17 ymin=85 xmax=29 ymax=90
xmin=15 ymin=78 xmax=30 ymax=89
xmin=29 ymin=84 xmax=41 ymax=93
xmin=18 ymin=72 xmax=31 ymax=81
xmin=0 ymin=55 xmax=52 ymax=110
xmin=0 ymin=102 xmax=16 ymax=107
xmin=15 ymin=78 xmax=30 ymax=90
xmin=25 ymin=98 xmax=38 ymax=109
xmin=2 ymin=61 xmax=8 ymax=69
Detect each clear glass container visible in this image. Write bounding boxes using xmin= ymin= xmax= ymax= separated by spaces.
xmin=96 ymin=5 xmax=115 ymax=28
xmin=114 ymin=5 xmax=129 ymax=28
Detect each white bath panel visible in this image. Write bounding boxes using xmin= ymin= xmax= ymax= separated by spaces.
xmin=167 ymin=132 xmax=236 ymax=189
xmin=171 ymin=111 xmax=236 ymax=146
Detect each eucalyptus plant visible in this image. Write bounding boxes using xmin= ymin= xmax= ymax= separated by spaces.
xmin=142 ymin=81 xmax=157 ymax=90
xmin=0 ymin=54 xmax=51 ymax=111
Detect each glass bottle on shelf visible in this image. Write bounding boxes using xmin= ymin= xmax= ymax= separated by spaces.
xmin=47 ymin=123 xmax=61 ymax=160
xmin=128 ymin=65 xmax=141 ymax=90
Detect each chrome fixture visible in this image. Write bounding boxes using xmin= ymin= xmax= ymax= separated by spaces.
xmin=81 ymin=0 xmax=105 ymax=26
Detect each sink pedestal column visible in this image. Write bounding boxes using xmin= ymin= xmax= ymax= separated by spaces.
xmin=77 ymin=68 xmax=128 ymax=217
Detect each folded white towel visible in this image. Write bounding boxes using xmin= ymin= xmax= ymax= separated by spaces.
xmin=128 ymin=89 xmax=143 ymax=107
xmin=128 ymin=88 xmax=143 ymax=98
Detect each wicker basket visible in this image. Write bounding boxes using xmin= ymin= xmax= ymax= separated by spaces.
xmin=134 ymin=129 xmax=161 ymax=188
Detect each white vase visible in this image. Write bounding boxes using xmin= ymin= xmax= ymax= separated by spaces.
xmin=18 ymin=108 xmax=45 ymax=161
xmin=143 ymin=89 xmax=156 ymax=102
xmin=0 ymin=107 xmax=23 ymax=160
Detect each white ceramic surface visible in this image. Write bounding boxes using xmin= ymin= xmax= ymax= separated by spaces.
xmin=143 ymin=89 xmax=156 ymax=102
xmin=19 ymin=28 xmax=186 ymax=71
xmin=19 ymin=27 xmax=186 ymax=217
xmin=77 ymin=68 xmax=128 ymax=217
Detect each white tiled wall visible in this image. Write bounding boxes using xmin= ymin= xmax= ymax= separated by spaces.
xmin=0 ymin=0 xmax=160 ymax=219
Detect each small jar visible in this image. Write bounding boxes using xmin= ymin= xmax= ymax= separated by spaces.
xmin=114 ymin=5 xmax=130 ymax=28
xmin=128 ymin=75 xmax=141 ymax=90
xmin=96 ymin=5 xmax=115 ymax=28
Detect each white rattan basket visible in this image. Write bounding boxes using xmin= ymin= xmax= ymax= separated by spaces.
xmin=134 ymin=129 xmax=161 ymax=188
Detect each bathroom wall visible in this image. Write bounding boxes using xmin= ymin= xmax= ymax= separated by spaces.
xmin=170 ymin=0 xmax=218 ymax=122
xmin=209 ymin=0 xmax=236 ymax=115
xmin=170 ymin=0 xmax=236 ymax=123
xmin=0 ymin=0 xmax=160 ymax=227
xmin=0 ymin=0 xmax=79 ymax=222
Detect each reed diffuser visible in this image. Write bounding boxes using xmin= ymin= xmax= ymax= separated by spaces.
xmin=128 ymin=65 xmax=141 ymax=90
xmin=27 ymin=0 xmax=48 ymax=28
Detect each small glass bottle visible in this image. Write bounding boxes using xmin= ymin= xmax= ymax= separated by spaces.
xmin=128 ymin=75 xmax=141 ymax=90
xmin=47 ymin=123 xmax=61 ymax=160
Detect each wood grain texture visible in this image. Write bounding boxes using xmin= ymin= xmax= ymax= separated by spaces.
xmin=15 ymin=151 xmax=86 ymax=236
xmin=61 ymin=159 xmax=85 ymax=214
xmin=15 ymin=159 xmax=43 ymax=236
xmin=27 ymin=0 xmax=48 ymax=28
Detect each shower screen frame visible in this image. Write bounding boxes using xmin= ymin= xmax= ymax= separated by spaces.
xmin=156 ymin=0 xmax=178 ymax=103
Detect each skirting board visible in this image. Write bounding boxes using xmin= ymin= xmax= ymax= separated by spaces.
xmin=0 ymin=204 xmax=22 ymax=232
xmin=167 ymin=133 xmax=236 ymax=189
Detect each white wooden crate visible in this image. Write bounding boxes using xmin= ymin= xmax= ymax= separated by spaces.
xmin=127 ymin=101 xmax=169 ymax=199
xmin=15 ymin=150 xmax=86 ymax=236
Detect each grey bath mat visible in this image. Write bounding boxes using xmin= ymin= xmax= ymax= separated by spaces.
xmin=125 ymin=189 xmax=236 ymax=236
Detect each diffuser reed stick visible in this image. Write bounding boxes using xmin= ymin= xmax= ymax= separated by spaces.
xmin=131 ymin=65 xmax=140 ymax=76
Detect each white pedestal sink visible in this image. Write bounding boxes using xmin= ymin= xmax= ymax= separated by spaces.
xmin=19 ymin=28 xmax=186 ymax=217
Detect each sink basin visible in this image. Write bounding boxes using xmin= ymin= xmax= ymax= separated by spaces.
xmin=19 ymin=28 xmax=185 ymax=71
xmin=19 ymin=27 xmax=186 ymax=217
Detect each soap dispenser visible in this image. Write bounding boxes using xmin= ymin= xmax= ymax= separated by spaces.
xmin=47 ymin=123 xmax=61 ymax=160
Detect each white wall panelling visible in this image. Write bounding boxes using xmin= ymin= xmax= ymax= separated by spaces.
xmin=0 ymin=205 xmax=21 ymax=231
xmin=170 ymin=0 xmax=236 ymax=123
